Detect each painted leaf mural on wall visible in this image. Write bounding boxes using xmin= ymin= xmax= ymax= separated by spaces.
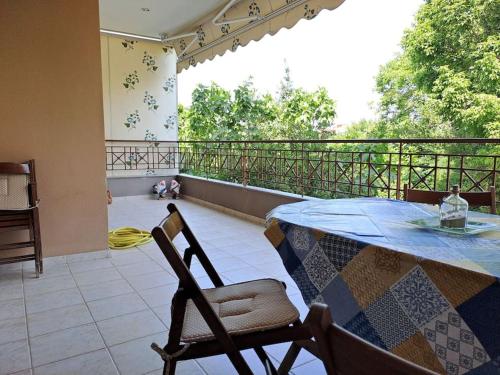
xmin=144 ymin=129 xmax=158 ymax=141
xmin=142 ymin=51 xmax=158 ymax=72
xmin=162 ymin=46 xmax=174 ymax=54
xmin=163 ymin=76 xmax=176 ymax=93
xmin=124 ymin=110 xmax=141 ymax=129
xmin=164 ymin=114 xmax=177 ymax=130
xmin=123 ymin=71 xmax=140 ymax=90
xmin=232 ymin=38 xmax=241 ymax=52
xmin=103 ymin=35 xmax=178 ymax=144
xmin=144 ymin=91 xmax=159 ymax=111
xmin=121 ymin=40 xmax=136 ymax=51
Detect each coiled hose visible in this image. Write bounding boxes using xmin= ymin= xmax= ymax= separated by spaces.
xmin=108 ymin=227 xmax=153 ymax=249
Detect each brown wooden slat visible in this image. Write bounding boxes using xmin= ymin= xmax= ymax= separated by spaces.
xmin=0 ymin=241 xmax=34 ymax=251
xmin=0 ymin=159 xmax=42 ymax=277
xmin=0 ymin=212 xmax=30 ymax=219
xmin=309 ymin=304 xmax=437 ymax=375
xmin=404 ymin=185 xmax=496 ymax=214
xmin=0 ymin=162 xmax=30 ymax=174
xmin=0 ymin=254 xmax=35 ymax=264
xmin=0 ymin=218 xmax=29 ymax=225
xmin=0 ymin=225 xmax=30 ymax=233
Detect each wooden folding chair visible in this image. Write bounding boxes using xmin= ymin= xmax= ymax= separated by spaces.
xmin=151 ymin=203 xmax=316 ymax=375
xmin=403 ymin=184 xmax=497 ymax=214
xmin=308 ymin=304 xmax=437 ymax=375
xmin=0 ymin=160 xmax=42 ymax=276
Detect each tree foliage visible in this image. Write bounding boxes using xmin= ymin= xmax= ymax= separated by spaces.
xmin=178 ymin=0 xmax=499 ymax=201
xmin=179 ymin=67 xmax=336 ymax=141
xmin=180 ymin=0 xmax=499 ymax=143
xmin=373 ymin=0 xmax=500 ymax=139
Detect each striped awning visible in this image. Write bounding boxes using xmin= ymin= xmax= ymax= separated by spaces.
xmin=164 ymin=0 xmax=345 ymax=73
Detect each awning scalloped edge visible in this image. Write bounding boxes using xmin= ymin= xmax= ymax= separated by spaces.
xmin=165 ymin=0 xmax=346 ymax=74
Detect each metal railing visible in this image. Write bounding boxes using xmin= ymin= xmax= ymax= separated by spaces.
xmin=106 ymin=138 xmax=500 ymax=203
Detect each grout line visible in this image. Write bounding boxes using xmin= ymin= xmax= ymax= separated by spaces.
xmin=3 ymin=198 xmax=281 ymax=374
xmin=30 ymin=348 xmax=113 ymax=374
xmin=20 ymin=265 xmax=34 ymax=374
xmin=108 ymin=255 xmax=172 ymax=374
xmin=66 ymin=262 xmax=121 ymax=375
xmin=113 ymin=250 xmax=173 ymax=322
xmin=106 ymin=197 xmax=290 ymax=374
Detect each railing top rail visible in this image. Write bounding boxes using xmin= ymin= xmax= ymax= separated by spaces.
xmin=106 ymin=138 xmax=500 ymax=145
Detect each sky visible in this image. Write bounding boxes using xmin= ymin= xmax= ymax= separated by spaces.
xmin=177 ymin=0 xmax=424 ymax=125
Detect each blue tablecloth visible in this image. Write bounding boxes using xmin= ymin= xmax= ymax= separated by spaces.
xmin=265 ymin=198 xmax=500 ymax=375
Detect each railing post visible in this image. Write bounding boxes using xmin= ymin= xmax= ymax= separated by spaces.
xmin=242 ymin=142 xmax=249 ymax=187
xmin=301 ymin=142 xmax=305 ymax=197
xmin=396 ymin=141 xmax=403 ymax=200
xmin=204 ymin=142 xmax=208 ymax=180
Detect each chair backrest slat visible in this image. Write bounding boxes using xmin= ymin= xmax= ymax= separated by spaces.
xmin=161 ymin=211 xmax=184 ymax=240
xmin=0 ymin=162 xmax=34 ymax=210
xmin=327 ymin=325 xmax=434 ymax=374
xmin=311 ymin=304 xmax=437 ymax=375
xmin=0 ymin=162 xmax=30 ymax=175
xmin=404 ymin=184 xmax=496 ymax=214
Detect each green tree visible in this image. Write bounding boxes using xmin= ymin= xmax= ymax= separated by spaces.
xmin=377 ymin=0 xmax=500 ymax=138
xmin=179 ymin=67 xmax=337 ymax=141
xmin=178 ymin=83 xmax=233 ymax=141
xmin=275 ymin=87 xmax=336 ymax=139
xmin=277 ymin=60 xmax=293 ymax=102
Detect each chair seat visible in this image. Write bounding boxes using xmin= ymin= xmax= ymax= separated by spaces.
xmin=181 ymin=278 xmax=300 ymax=342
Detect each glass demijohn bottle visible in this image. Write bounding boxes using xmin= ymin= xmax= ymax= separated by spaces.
xmin=439 ymin=185 xmax=468 ymax=229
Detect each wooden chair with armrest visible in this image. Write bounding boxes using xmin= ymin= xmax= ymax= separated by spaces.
xmin=150 ymin=203 xmax=318 ymax=375
xmin=403 ymin=184 xmax=496 ymax=214
xmin=0 ymin=160 xmax=42 ymax=276
xmin=308 ymin=304 xmax=438 ymax=375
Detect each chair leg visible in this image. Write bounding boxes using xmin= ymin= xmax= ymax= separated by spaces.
xmin=277 ymin=342 xmax=302 ymax=375
xmin=254 ymin=346 xmax=277 ymax=375
xmin=226 ymin=350 xmax=253 ymax=375
xmin=32 ymin=208 xmax=43 ymax=275
xmin=164 ymin=359 xmax=176 ymax=375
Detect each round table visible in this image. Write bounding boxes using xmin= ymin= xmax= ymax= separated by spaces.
xmin=265 ymin=198 xmax=500 ymax=375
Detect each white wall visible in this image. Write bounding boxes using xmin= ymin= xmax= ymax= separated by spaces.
xmin=101 ymin=35 xmax=178 ymax=177
xmin=101 ymin=35 xmax=178 ymax=142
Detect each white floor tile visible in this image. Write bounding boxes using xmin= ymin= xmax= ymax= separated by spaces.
xmin=0 ymin=283 xmax=23 ymax=303
xmin=125 ymin=271 xmax=177 ymax=291
xmin=67 ymin=259 xmax=114 ymax=274
xmin=0 ymin=298 xmax=25 ymax=321
xmin=97 ymin=310 xmax=166 ymax=346
xmin=87 ymin=293 xmax=148 ymax=322
xmin=30 ymin=324 xmax=105 ymax=367
xmin=137 ymin=283 xmax=178 ymax=308
xmin=0 ymin=317 xmax=27 ymax=346
xmin=33 ymin=349 xmax=118 ymax=375
xmin=25 ymin=288 xmax=83 ymax=315
xmin=72 ymin=268 xmax=123 ymax=287
xmin=0 ymin=339 xmax=31 ymax=375
xmin=115 ymin=261 xmax=163 ymax=278
xmin=27 ymin=304 xmax=93 ymax=337
xmin=79 ymin=279 xmax=134 ymax=302
xmin=23 ymin=275 xmax=76 ymax=297
xmin=109 ymin=332 xmax=167 ymax=375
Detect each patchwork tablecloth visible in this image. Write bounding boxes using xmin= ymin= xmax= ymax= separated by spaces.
xmin=264 ymin=198 xmax=500 ymax=375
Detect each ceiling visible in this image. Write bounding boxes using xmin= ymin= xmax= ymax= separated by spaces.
xmin=99 ymin=0 xmax=228 ymax=39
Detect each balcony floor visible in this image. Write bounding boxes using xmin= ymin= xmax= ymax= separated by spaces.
xmin=0 ymin=196 xmax=323 ymax=375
